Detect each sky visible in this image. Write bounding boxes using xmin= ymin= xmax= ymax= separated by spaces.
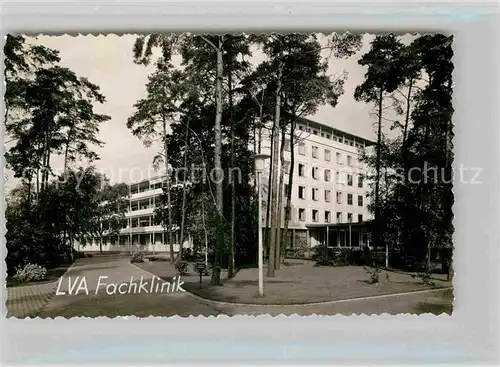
xmin=5 ymin=33 xmax=382 ymax=190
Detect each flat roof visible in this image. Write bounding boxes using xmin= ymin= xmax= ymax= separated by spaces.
xmin=298 ymin=117 xmax=376 ymax=146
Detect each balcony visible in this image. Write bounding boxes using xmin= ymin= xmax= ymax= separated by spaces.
xmin=129 ymin=188 xmax=163 ymax=201
xmin=120 ymin=225 xmax=171 ymax=234
xmin=125 ymin=207 xmax=155 ymax=218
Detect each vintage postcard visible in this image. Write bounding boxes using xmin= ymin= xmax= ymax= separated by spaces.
xmin=4 ymin=32 xmax=454 ymax=317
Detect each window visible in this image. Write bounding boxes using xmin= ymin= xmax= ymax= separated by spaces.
xmin=299 ymin=125 xmax=304 ymax=131
xmin=321 ymin=132 xmax=325 ymax=138
xmin=298 ymin=208 xmax=306 ymax=221
xmin=312 ymin=146 xmax=319 ymax=158
xmin=298 ymin=164 xmax=305 ymax=177
xmin=324 ymin=149 xmax=331 ymax=161
xmin=347 ymin=174 xmax=353 ymax=186
xmin=312 ymin=167 xmax=319 ymax=180
xmin=358 ymin=195 xmax=363 ymax=206
xmin=358 ymin=214 xmax=363 ymax=223
xmin=298 ymin=186 xmax=306 ymax=199
xmin=347 ymin=155 xmax=352 ymax=166
xmin=312 ymin=188 xmax=319 ymax=201
xmin=347 ymin=213 xmax=353 ymax=223
xmin=299 ymin=142 xmax=306 ymax=155
xmin=325 ymin=211 xmax=331 ymax=223
xmin=325 ymin=190 xmax=331 ymax=202
xmin=336 ymin=212 xmax=342 ymax=223
xmin=333 ymin=136 xmax=338 ymax=142
xmin=313 ymin=130 xmax=318 ymax=135
xmin=312 ymin=210 xmax=319 ymax=222
xmin=284 ymin=139 xmax=291 ymax=151
xmin=358 ymin=175 xmax=364 ymax=188
xmin=324 ymin=169 xmax=331 ymax=182
xmin=326 ymin=134 xmax=331 ymax=139
xmin=336 ymin=192 xmax=343 ymax=204
xmin=347 ymin=193 xmax=353 ymax=205
xmin=336 ymin=152 xmax=342 ymax=164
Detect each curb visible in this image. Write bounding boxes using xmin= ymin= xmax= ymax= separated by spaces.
xmin=129 ymin=262 xmax=453 ymax=308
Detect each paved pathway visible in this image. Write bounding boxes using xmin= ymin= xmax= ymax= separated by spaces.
xmin=17 ymin=256 xmax=452 ymax=318
xmin=6 ymin=281 xmax=60 ymax=318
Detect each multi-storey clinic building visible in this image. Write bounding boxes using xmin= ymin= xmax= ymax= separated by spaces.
xmin=77 ymin=176 xmax=193 ymax=254
xmin=80 ymin=117 xmax=374 ymax=255
xmin=258 ymin=117 xmax=375 ymax=254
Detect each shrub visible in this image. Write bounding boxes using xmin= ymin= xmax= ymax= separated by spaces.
xmin=14 ymin=263 xmax=47 ymax=283
xmin=131 ymin=252 xmax=144 ymax=263
xmin=175 ymin=261 xmax=188 ymax=276
xmin=183 ymin=248 xmax=196 ymax=262
xmin=312 ymin=245 xmax=336 ymax=266
xmin=313 ymin=246 xmax=368 ymax=266
xmin=364 ymin=266 xmax=381 ymax=284
xmin=148 ymin=256 xmax=168 ymax=262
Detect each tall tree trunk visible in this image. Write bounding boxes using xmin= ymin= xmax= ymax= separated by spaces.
xmin=263 ymin=126 xmax=274 ymax=261
xmin=228 ymin=69 xmax=236 ymax=279
xmin=282 ymin=116 xmax=296 ymax=259
xmin=274 ymin=125 xmax=286 ymax=270
xmin=211 ymin=37 xmax=224 ymax=286
xmin=64 ymin=126 xmax=75 ymax=174
xmin=162 ymin=121 xmax=175 ymax=263
xmin=178 ymin=118 xmax=190 ymax=262
xmin=201 ymin=197 xmax=209 ymax=266
xmin=267 ymin=62 xmax=283 ymax=277
xmin=401 ymin=80 xmax=413 ymax=255
xmin=373 ymin=86 xmax=383 ymax=252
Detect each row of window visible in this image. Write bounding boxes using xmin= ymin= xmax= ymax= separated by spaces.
xmin=291 ymin=185 xmax=364 ymax=206
xmin=298 ymin=209 xmax=363 ymax=224
xmin=287 ymin=142 xmax=360 ymax=166
xmin=296 ymin=125 xmax=365 ymax=149
xmin=293 ymin=163 xmax=364 ymax=187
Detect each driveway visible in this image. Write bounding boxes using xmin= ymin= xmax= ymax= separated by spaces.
xmin=35 ymin=256 xmax=452 ymax=317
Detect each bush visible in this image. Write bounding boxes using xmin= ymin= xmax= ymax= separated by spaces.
xmin=147 ymin=256 xmax=168 ymax=262
xmin=175 ymin=261 xmax=189 ymax=276
xmin=312 ymin=245 xmax=336 ymax=266
xmin=14 ymin=263 xmax=47 ymax=283
xmin=313 ymin=245 xmax=367 ymax=266
xmin=131 ymin=252 xmax=144 ymax=263
xmin=364 ymin=266 xmax=381 ymax=284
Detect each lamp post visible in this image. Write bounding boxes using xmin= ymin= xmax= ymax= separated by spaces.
xmin=254 ymin=154 xmax=270 ymax=297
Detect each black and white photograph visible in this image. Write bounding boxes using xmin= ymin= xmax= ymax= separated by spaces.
xmin=4 ymin=32 xmax=454 ymax=318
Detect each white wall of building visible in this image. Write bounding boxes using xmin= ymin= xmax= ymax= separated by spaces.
xmin=256 ymin=118 xmax=374 ymax=237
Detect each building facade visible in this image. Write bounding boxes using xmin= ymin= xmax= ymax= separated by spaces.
xmin=80 ymin=117 xmax=373 ymax=255
xmin=76 ymin=176 xmax=193 ymax=254
xmin=258 ymin=117 xmax=375 ymax=254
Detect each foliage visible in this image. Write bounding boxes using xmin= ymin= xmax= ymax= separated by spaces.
xmin=131 ymin=252 xmax=144 ymax=263
xmin=14 ymin=263 xmax=47 ymax=283
xmin=4 ymin=35 xmax=111 ymax=275
xmin=175 ymin=261 xmax=189 ymax=276
xmin=355 ymin=34 xmax=454 ymax=269
xmin=364 ymin=266 xmax=381 ymax=284
xmin=312 ymin=245 xmax=366 ymax=267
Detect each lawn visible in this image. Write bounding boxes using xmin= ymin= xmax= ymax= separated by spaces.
xmin=135 ymin=258 xmax=452 ymax=305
